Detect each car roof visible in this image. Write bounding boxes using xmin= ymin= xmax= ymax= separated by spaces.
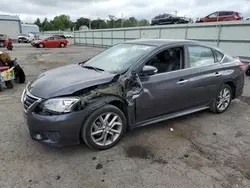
xmin=123 ymin=39 xmax=200 ymax=47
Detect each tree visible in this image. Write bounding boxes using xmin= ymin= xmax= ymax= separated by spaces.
xmin=35 ymin=15 xmax=151 ymax=31
xmin=53 ymin=15 xmax=72 ymax=30
xmin=75 ymin=17 xmax=90 ymax=30
xmin=34 ymin=18 xmax=41 ymax=28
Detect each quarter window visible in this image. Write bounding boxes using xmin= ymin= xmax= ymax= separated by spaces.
xmin=187 ymin=46 xmax=215 ymax=68
xmin=213 ymin=50 xmax=224 ymax=62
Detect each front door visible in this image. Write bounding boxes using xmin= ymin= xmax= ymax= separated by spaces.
xmin=206 ymin=12 xmax=219 ymax=22
xmin=135 ymin=46 xmax=197 ymax=122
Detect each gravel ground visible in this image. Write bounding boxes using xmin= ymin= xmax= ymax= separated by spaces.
xmin=0 ymin=44 xmax=250 ymax=188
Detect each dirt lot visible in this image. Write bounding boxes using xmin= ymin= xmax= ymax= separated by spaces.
xmin=0 ymin=44 xmax=250 ymax=188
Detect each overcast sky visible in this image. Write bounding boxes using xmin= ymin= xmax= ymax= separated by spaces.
xmin=0 ymin=0 xmax=250 ymax=22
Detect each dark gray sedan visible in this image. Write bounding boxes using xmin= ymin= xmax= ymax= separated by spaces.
xmin=21 ymin=39 xmax=245 ymax=150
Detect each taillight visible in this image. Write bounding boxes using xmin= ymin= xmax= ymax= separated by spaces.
xmin=238 ymin=62 xmax=245 ymax=72
xmin=233 ymin=13 xmax=240 ymax=19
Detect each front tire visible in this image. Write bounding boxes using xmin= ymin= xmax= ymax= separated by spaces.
xmin=209 ymin=84 xmax=232 ymax=114
xmin=39 ymin=43 xmax=44 ymax=48
xmin=81 ymin=105 xmax=127 ymax=150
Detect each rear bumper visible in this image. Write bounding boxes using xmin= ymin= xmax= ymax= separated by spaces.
xmin=234 ymin=73 xmax=245 ymax=98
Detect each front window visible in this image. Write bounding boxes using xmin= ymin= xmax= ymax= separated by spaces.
xmin=208 ymin=12 xmax=218 ymax=18
xmin=84 ymin=43 xmax=155 ymax=74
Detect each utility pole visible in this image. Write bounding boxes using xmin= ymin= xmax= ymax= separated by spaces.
xmin=174 ymin=10 xmax=178 ymax=16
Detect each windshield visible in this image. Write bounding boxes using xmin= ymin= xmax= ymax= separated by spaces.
xmin=84 ymin=43 xmax=155 ymax=73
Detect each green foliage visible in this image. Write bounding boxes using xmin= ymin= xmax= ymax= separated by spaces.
xmin=34 ymin=15 xmax=150 ymax=31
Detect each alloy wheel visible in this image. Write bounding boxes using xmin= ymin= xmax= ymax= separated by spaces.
xmin=90 ymin=112 xmax=123 ymax=147
xmin=216 ymin=87 xmax=231 ymax=111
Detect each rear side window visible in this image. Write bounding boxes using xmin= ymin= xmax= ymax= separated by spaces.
xmin=213 ymin=50 xmax=224 ymax=62
xmin=219 ymin=12 xmax=233 ymax=16
xmin=187 ymin=46 xmax=215 ymax=68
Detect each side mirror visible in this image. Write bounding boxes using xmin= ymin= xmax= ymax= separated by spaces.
xmin=142 ymin=65 xmax=158 ymax=76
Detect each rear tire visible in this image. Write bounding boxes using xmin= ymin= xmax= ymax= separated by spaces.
xmin=60 ymin=43 xmax=65 ymax=48
xmin=0 ymin=84 xmax=3 ymax=92
xmin=209 ymin=84 xmax=232 ymax=114
xmin=245 ymin=67 xmax=250 ymax=76
xmin=0 ymin=42 xmax=5 ymax=47
xmin=81 ymin=105 xmax=127 ymax=150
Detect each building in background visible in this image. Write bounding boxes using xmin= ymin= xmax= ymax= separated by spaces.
xmin=21 ymin=24 xmax=40 ymax=34
xmin=0 ymin=14 xmax=21 ymax=39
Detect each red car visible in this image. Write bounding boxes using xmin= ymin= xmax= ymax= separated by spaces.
xmin=32 ymin=36 xmax=69 ymax=48
xmin=196 ymin=11 xmax=242 ymax=23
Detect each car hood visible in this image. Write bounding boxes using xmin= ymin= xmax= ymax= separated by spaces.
xmin=34 ymin=40 xmax=42 ymax=43
xmin=28 ymin=64 xmax=116 ymax=99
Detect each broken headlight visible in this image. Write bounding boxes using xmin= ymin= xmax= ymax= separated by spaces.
xmin=39 ymin=97 xmax=80 ymax=114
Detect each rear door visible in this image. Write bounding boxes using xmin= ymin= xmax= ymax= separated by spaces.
xmin=53 ymin=36 xmax=62 ymax=47
xmin=218 ymin=11 xmax=233 ymax=21
xmin=185 ymin=45 xmax=224 ymax=106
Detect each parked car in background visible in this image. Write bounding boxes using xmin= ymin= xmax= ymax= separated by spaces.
xmin=18 ymin=36 xmax=29 ymax=43
xmin=22 ymin=39 xmax=245 ymax=150
xmin=18 ymin=33 xmax=35 ymax=43
xmin=53 ymin=35 xmax=66 ymax=39
xmin=65 ymin=34 xmax=74 ymax=38
xmin=151 ymin=14 xmax=190 ymax=25
xmin=0 ymin=34 xmax=7 ymax=47
xmin=196 ymin=11 xmax=243 ymax=23
xmin=32 ymin=36 xmax=69 ymax=48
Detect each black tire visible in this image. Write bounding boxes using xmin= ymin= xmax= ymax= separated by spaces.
xmin=209 ymin=84 xmax=232 ymax=114
xmin=81 ymin=104 xmax=127 ymax=150
xmin=245 ymin=68 xmax=250 ymax=76
xmin=0 ymin=42 xmax=5 ymax=47
xmin=5 ymin=81 xmax=14 ymax=89
xmin=39 ymin=43 xmax=44 ymax=48
xmin=0 ymin=84 xmax=3 ymax=92
xmin=60 ymin=43 xmax=66 ymax=48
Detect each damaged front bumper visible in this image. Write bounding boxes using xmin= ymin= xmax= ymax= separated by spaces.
xmin=22 ymin=91 xmax=86 ymax=147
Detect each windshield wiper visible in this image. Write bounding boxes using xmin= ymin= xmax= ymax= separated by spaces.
xmin=81 ymin=65 xmax=104 ymax=72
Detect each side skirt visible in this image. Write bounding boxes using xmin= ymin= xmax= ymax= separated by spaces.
xmin=130 ymin=106 xmax=209 ymax=129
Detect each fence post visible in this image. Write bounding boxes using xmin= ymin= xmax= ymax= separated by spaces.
xmin=111 ymin=30 xmax=113 ymax=46
xmin=73 ymin=27 xmax=75 ymax=44
xmin=124 ymin=29 xmax=126 ymax=42
xmin=217 ymin=24 xmax=222 ymax=47
xmin=185 ymin=25 xmax=188 ymax=39
xmin=159 ymin=27 xmax=162 ymax=39
xmin=92 ymin=31 xmax=94 ymax=46
xmin=85 ymin=31 xmax=87 ymax=46
xmin=101 ymin=31 xmax=103 ymax=47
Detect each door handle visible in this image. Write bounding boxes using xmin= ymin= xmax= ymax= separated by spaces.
xmin=214 ymin=72 xmax=222 ymax=77
xmin=177 ymin=79 xmax=189 ymax=84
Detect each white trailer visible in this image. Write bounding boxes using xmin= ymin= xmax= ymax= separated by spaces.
xmin=0 ymin=15 xmax=21 ymax=40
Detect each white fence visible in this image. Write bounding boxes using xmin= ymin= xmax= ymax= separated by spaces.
xmin=74 ymin=21 xmax=250 ymax=61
